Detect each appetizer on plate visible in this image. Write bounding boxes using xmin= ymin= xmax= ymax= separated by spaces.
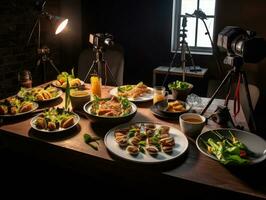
xmin=117 ymin=82 xmax=152 ymax=99
xmin=105 ymin=122 xmax=189 ymax=163
xmin=0 ymin=97 xmax=37 ymax=116
xmin=90 ymin=96 xmax=132 ymax=117
xmin=84 ymin=96 xmax=137 ymax=123
xmin=114 ymin=123 xmax=175 ymax=155
xmin=31 ymin=107 xmax=79 ymax=132
xmin=53 ymin=71 xmax=82 ymax=88
xmin=18 ymin=85 xmax=62 ymax=101
xmin=165 ymin=100 xmax=187 ymax=112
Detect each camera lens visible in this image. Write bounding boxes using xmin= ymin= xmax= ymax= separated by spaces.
xmin=231 ymin=35 xmax=245 ymax=57
xmin=104 ymin=38 xmax=114 ymax=46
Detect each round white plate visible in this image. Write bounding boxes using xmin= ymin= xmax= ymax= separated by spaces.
xmin=196 ymin=128 xmax=266 ymax=165
xmin=104 ymin=122 xmax=189 ymax=164
xmin=17 ymin=88 xmax=63 ymax=102
xmin=0 ymin=102 xmax=38 ymax=117
xmin=30 ymin=112 xmax=80 ymax=133
xmin=109 ymin=87 xmax=153 ymax=102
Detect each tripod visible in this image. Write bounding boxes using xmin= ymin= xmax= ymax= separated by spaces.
xmin=36 ymin=46 xmax=60 ymax=82
xmin=201 ymin=55 xmax=256 ymax=132
xmin=162 ymin=16 xmax=196 ymax=85
xmin=83 ymin=47 xmax=118 ymax=86
xmin=186 ymin=10 xmax=224 ymax=77
xmin=179 ymin=16 xmax=198 ymax=81
xmin=26 ymin=1 xmax=60 ymax=82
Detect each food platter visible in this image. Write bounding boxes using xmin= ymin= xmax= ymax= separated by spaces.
xmin=109 ymin=85 xmax=153 ymax=102
xmin=83 ymin=97 xmax=137 ymax=124
xmin=196 ymin=128 xmax=266 ymax=165
xmin=17 ymin=86 xmax=62 ymax=102
xmin=30 ymin=108 xmax=80 ymax=133
xmin=0 ymin=97 xmax=38 ymax=117
xmin=104 ymin=122 xmax=189 ymax=164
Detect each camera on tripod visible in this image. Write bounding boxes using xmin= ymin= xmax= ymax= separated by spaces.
xmin=217 ymin=26 xmax=266 ymax=64
xmin=89 ymin=33 xmax=114 ymax=49
xmin=37 ymin=46 xmax=50 ymax=55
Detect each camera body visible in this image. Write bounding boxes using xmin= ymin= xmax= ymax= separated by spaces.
xmin=89 ymin=33 xmax=114 ymax=49
xmin=217 ymin=26 xmax=266 ymax=63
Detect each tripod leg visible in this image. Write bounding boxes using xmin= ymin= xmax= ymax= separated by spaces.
xmin=201 ymin=69 xmax=234 ymax=115
xmin=83 ymin=60 xmax=96 ymax=82
xmin=48 ymin=58 xmax=60 ymax=74
xmin=185 ymin=42 xmax=199 ymax=72
xmin=162 ymin=52 xmax=178 ymax=86
xmin=224 ymin=72 xmax=234 ymax=107
xmin=43 ymin=60 xmax=46 ymax=82
xmin=181 ymin=40 xmax=186 ymax=82
xmin=241 ymin=71 xmax=257 ymax=132
xmin=104 ymin=62 xmax=118 ymax=86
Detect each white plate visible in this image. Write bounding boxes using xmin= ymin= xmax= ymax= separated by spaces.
xmin=30 ymin=112 xmax=80 ymax=133
xmin=17 ymin=87 xmax=63 ymax=102
xmin=109 ymin=87 xmax=153 ymax=102
xmin=196 ymin=128 xmax=266 ymax=165
xmin=104 ymin=122 xmax=189 ymax=164
xmin=51 ymin=80 xmax=84 ymax=89
xmin=0 ymin=102 xmax=39 ymax=117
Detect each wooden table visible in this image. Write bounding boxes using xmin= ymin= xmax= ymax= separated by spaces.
xmin=0 ymin=85 xmax=265 ymax=199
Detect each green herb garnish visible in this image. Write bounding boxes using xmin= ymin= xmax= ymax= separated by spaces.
xmin=83 ymin=133 xmax=101 ymax=151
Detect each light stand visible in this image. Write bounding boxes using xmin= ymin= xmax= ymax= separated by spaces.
xmin=186 ymin=10 xmax=224 ymax=76
xmin=200 ymin=55 xmax=256 ymax=132
xmin=83 ymin=46 xmax=118 ymax=86
xmin=162 ymin=16 xmax=196 ymax=85
xmin=179 ymin=16 xmax=197 ymax=81
xmin=26 ymin=0 xmax=68 ymax=82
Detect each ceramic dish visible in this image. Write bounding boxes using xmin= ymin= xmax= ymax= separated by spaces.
xmin=196 ymin=128 xmax=266 ymax=165
xmin=105 ymin=122 xmax=189 ymax=163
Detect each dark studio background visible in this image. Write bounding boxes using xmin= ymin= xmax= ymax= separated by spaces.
xmin=0 ymin=0 xmax=265 ymax=130
xmin=0 ymin=0 xmax=266 ymax=194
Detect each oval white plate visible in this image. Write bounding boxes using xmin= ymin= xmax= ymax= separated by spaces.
xmin=0 ymin=102 xmax=38 ymax=117
xmin=104 ymin=122 xmax=189 ymax=164
xmin=109 ymin=86 xmax=153 ymax=102
xmin=30 ymin=112 xmax=80 ymax=133
xmin=17 ymin=88 xmax=63 ymax=102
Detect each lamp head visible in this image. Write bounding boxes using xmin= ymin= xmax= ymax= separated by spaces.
xmin=45 ymin=14 xmax=68 ymax=35
xmin=54 ymin=17 xmax=68 ymax=35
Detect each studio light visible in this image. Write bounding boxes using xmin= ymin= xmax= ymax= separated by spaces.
xmin=26 ymin=0 xmax=69 ymax=82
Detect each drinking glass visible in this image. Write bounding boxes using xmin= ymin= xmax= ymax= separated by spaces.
xmin=153 ymin=86 xmax=168 ymax=105
xmin=90 ymin=75 xmax=102 ymax=99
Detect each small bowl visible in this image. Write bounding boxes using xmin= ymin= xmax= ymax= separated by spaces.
xmin=171 ymin=83 xmax=193 ymax=101
xmin=70 ymin=90 xmax=90 ymax=110
xmin=83 ymin=99 xmax=137 ymax=124
xmin=179 ymin=113 xmax=206 ymax=138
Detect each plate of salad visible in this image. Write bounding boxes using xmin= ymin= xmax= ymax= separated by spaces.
xmin=196 ymin=129 xmax=266 ymax=165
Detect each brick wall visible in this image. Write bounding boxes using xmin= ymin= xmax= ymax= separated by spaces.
xmin=0 ymin=0 xmax=61 ymax=99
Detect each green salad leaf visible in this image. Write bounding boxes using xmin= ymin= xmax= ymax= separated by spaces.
xmin=168 ymin=80 xmax=190 ymax=90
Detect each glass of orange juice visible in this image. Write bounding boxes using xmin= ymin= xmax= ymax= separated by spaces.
xmin=153 ymin=86 xmax=168 ymax=104
xmin=90 ymin=74 xmax=102 ymax=99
